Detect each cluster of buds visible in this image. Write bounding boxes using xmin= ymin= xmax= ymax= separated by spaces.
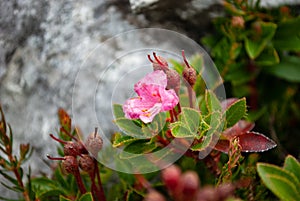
xmin=47 ymin=109 xmax=105 ymax=200
xmin=147 ymin=51 xmax=198 ymax=93
xmin=144 ymin=165 xmax=235 ymax=201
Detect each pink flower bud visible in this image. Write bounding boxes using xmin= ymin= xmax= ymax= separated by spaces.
xmin=144 ymin=190 xmax=166 ymax=201
xmin=161 ymin=165 xmax=181 ymax=192
xmin=180 ymin=171 xmax=200 ymax=201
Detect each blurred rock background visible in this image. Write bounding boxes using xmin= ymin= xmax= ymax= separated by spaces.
xmin=0 ymin=0 xmax=299 ymax=198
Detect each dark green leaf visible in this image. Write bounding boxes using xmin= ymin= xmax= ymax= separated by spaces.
xmin=224 ymin=97 xmax=247 ymax=128
xmin=255 ymin=46 xmax=280 ymax=66
xmin=113 ymin=133 xmax=137 ymax=147
xmin=265 ymin=56 xmax=300 ymax=82
xmin=121 ymin=140 xmax=157 ymax=159
xmin=245 ymin=22 xmax=277 ymax=59
xmin=257 ymin=163 xmax=300 ymax=201
xmin=274 ymin=17 xmax=300 ymax=51
xmin=31 ymin=177 xmax=66 ymax=199
xmin=0 ymin=170 xmax=18 ymax=186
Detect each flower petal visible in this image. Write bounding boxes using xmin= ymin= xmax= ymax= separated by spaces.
xmin=159 ymin=88 xmax=179 ymax=111
xmin=134 ymin=70 xmax=167 ymax=92
xmin=122 ymin=97 xmax=155 ymax=120
xmin=139 ymin=103 xmax=162 ymax=123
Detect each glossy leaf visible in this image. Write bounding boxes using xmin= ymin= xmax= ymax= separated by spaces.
xmin=284 ymin=155 xmax=300 ymax=183
xmin=245 ymin=22 xmax=277 ymax=59
xmin=222 ymin=120 xmax=254 ymax=139
xmin=238 ymin=132 xmax=277 ymax=152
xmin=257 ymin=163 xmax=300 ymax=201
xmin=274 ymin=17 xmax=300 ymax=51
xmin=265 ymin=56 xmax=300 ymax=82
xmin=224 ymin=97 xmax=247 ymax=128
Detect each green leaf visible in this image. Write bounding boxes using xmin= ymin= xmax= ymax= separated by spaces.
xmin=113 ymin=133 xmax=137 ymax=147
xmin=255 ymin=46 xmax=280 ymax=66
xmin=142 ymin=112 xmax=166 ymax=137
xmin=191 ymin=111 xmax=223 ymax=154
xmin=31 ymin=177 xmax=66 ymax=199
xmin=205 ymin=90 xmax=222 ymax=113
xmin=0 ymin=170 xmax=18 ymax=186
xmin=114 ymin=118 xmax=149 ymax=138
xmin=79 ymin=192 xmax=94 ymax=201
xmin=60 ymin=195 xmax=73 ymax=201
xmin=224 ymin=97 xmax=247 ymax=128
xmin=170 ymin=107 xmax=204 ymax=139
xmin=245 ymin=22 xmax=277 ymax=59
xmin=113 ymin=104 xmax=125 ymax=119
xmin=265 ymin=56 xmax=300 ymax=82
xmin=284 ymin=155 xmax=300 ymax=183
xmin=274 ymin=17 xmax=300 ymax=51
xmin=121 ymin=140 xmax=157 ymax=159
xmin=257 ymin=163 xmax=300 ymax=201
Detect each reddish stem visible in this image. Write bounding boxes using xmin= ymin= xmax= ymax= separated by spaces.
xmin=49 ymin=134 xmax=68 ymax=144
xmin=153 ymin=52 xmax=164 ymax=66
xmin=147 ymin=54 xmax=154 ymax=63
xmin=94 ymin=160 xmax=106 ymax=201
xmin=61 ymin=127 xmax=78 ymax=141
xmin=135 ymin=174 xmax=151 ymax=190
xmin=74 ymin=169 xmax=87 ymax=194
xmin=182 ymin=50 xmax=192 ymax=68
xmin=46 ymin=154 xmax=65 ymax=161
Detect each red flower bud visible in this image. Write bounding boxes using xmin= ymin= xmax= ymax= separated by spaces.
xmin=79 ymin=154 xmax=95 ymax=174
xmin=182 ymin=50 xmax=197 ymax=87
xmin=62 ymin=155 xmax=78 ymax=175
xmin=180 ymin=171 xmax=200 ymax=201
xmin=148 ymin=53 xmax=169 ymax=72
xmin=85 ymin=128 xmax=103 ymax=157
xmin=161 ymin=165 xmax=181 ymax=192
xmin=148 ymin=53 xmax=180 ymax=94
xmin=64 ymin=141 xmax=84 ymax=157
xmin=144 ymin=190 xmax=166 ymax=201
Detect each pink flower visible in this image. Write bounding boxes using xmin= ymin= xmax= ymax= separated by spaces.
xmin=123 ymin=70 xmax=179 ymax=123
